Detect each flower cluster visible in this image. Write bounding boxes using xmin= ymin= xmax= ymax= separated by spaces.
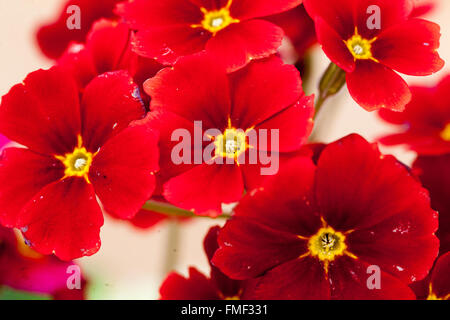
xmin=0 ymin=0 xmax=448 ymax=300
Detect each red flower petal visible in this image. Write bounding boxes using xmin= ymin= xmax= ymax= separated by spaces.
xmin=145 ymin=54 xmax=230 ymax=129
xmin=230 ymin=56 xmax=303 ymax=129
xmin=204 ymin=226 xmax=243 ymax=298
xmin=213 ymin=218 xmax=307 ymax=279
xmin=430 ymin=252 xmax=450 ymax=299
xmin=58 ymin=44 xmax=98 ymax=89
xmin=17 ymin=178 xmax=104 ymax=261
xmin=128 ymin=55 xmax=164 ymax=106
xmin=236 ymin=156 xmax=320 ymax=236
xmin=328 ymin=256 xmax=416 ymax=299
xmin=353 ymin=0 xmax=414 ymax=39
xmin=0 ymin=67 xmax=80 ymax=155
xmin=85 ymin=20 xmax=132 ymax=74
xmin=265 ymin=4 xmax=317 ymax=59
xmin=413 ymin=155 xmax=450 ymax=254
xmin=378 ymin=81 xmax=450 ymax=155
xmin=253 ymin=96 xmax=314 ymax=152
xmin=90 ymin=125 xmax=159 ymax=220
xmin=373 ymin=19 xmax=444 ymax=76
xmin=0 ymin=148 xmax=64 ymax=227
xmin=346 ymin=60 xmax=412 ymax=111
xmin=58 ymin=20 xmax=135 ymax=90
xmin=244 ymin=256 xmax=330 ymax=300
xmin=205 ymin=19 xmax=284 ymax=72
xmin=379 ymin=133 xmax=443 ymax=155
xmin=139 ymin=110 xmax=197 ymax=186
xmin=116 ymin=0 xmax=202 ymax=29
xmin=160 ymin=267 xmax=220 ymax=300
xmin=163 ymin=163 xmax=243 ymax=216
xmin=315 ymin=134 xmax=439 ymax=283
xmin=126 ymin=209 xmax=168 ymax=229
xmin=132 ymin=26 xmax=211 ymax=65
xmin=240 ymin=149 xmax=311 ymax=191
xmin=303 ymin=0 xmax=355 ymax=39
xmin=81 ymin=71 xmax=145 ymax=152
xmin=230 ymin=0 xmax=302 ymax=20
xmin=378 ymin=86 xmax=434 ymax=125
xmin=348 ymin=219 xmax=439 ymax=283
xmin=37 ymin=0 xmax=122 ymax=59
xmin=316 ymin=134 xmax=436 ymax=232
xmin=314 ymin=17 xmax=355 ymax=72
xmin=434 ymin=74 xmax=450 ymax=112
xmin=213 ymin=134 xmax=438 ymax=299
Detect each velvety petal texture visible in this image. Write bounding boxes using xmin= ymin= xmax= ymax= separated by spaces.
xmin=213 ymin=134 xmax=439 ymax=299
xmin=378 ymin=75 xmax=450 ymax=155
xmin=0 ymin=68 xmax=80 ymax=155
xmin=143 ymin=54 xmax=313 ymax=216
xmin=90 ymin=124 xmax=159 ymax=219
xmin=304 ymin=0 xmax=444 ymax=111
xmin=0 ymin=148 xmax=64 ymax=227
xmin=0 ymin=68 xmax=159 ymax=260
xmin=37 ymin=0 xmax=122 ymax=59
xmin=80 ymin=70 xmax=146 ymax=152
xmin=57 ymin=19 xmax=163 ymax=98
xmin=118 ymin=0 xmax=302 ymax=71
xmin=413 ymin=154 xmax=450 ymax=255
xmin=17 ymin=178 xmax=104 ymax=261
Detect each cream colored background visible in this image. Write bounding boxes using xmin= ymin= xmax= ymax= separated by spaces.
xmin=0 ymin=0 xmax=449 ymax=299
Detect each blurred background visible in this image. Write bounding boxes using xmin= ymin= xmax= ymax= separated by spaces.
xmin=0 ymin=0 xmax=449 ymax=299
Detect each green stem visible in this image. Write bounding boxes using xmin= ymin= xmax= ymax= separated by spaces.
xmin=142 ymin=200 xmax=232 ymax=219
xmin=310 ymin=63 xmax=347 ymax=141
xmin=313 ymin=94 xmax=327 ymax=119
xmin=314 ymin=62 xmax=346 ymax=120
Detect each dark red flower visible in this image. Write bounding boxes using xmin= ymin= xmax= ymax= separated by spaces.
xmin=265 ymin=4 xmax=316 ymax=61
xmin=378 ymin=75 xmax=450 ymax=155
xmin=140 ymin=54 xmax=314 ymax=216
xmin=304 ymin=0 xmax=444 ymax=111
xmin=58 ymin=19 xmax=163 ymax=105
xmin=0 ymin=226 xmax=86 ymax=299
xmin=0 ymin=68 xmax=159 ymax=260
xmin=213 ymin=134 xmax=439 ymax=299
xmin=117 ymin=0 xmax=302 ymax=72
xmin=36 ymin=0 xmax=122 ymax=59
xmin=410 ymin=252 xmax=450 ymax=300
xmin=160 ymin=226 xmax=246 ymax=300
xmin=413 ymin=154 xmax=450 ymax=254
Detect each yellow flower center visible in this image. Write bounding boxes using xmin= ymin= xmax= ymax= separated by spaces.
xmin=55 ymin=135 xmax=95 ymax=183
xmin=298 ymin=218 xmax=357 ymax=276
xmin=14 ymin=229 xmax=43 ymax=260
xmin=191 ymin=0 xmax=239 ymax=35
xmin=345 ymin=28 xmax=378 ymax=62
xmin=308 ymin=227 xmax=348 ymax=262
xmin=214 ymin=127 xmax=248 ymax=161
xmin=440 ymin=123 xmax=450 ymax=141
xmin=427 ymin=284 xmax=450 ymax=300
